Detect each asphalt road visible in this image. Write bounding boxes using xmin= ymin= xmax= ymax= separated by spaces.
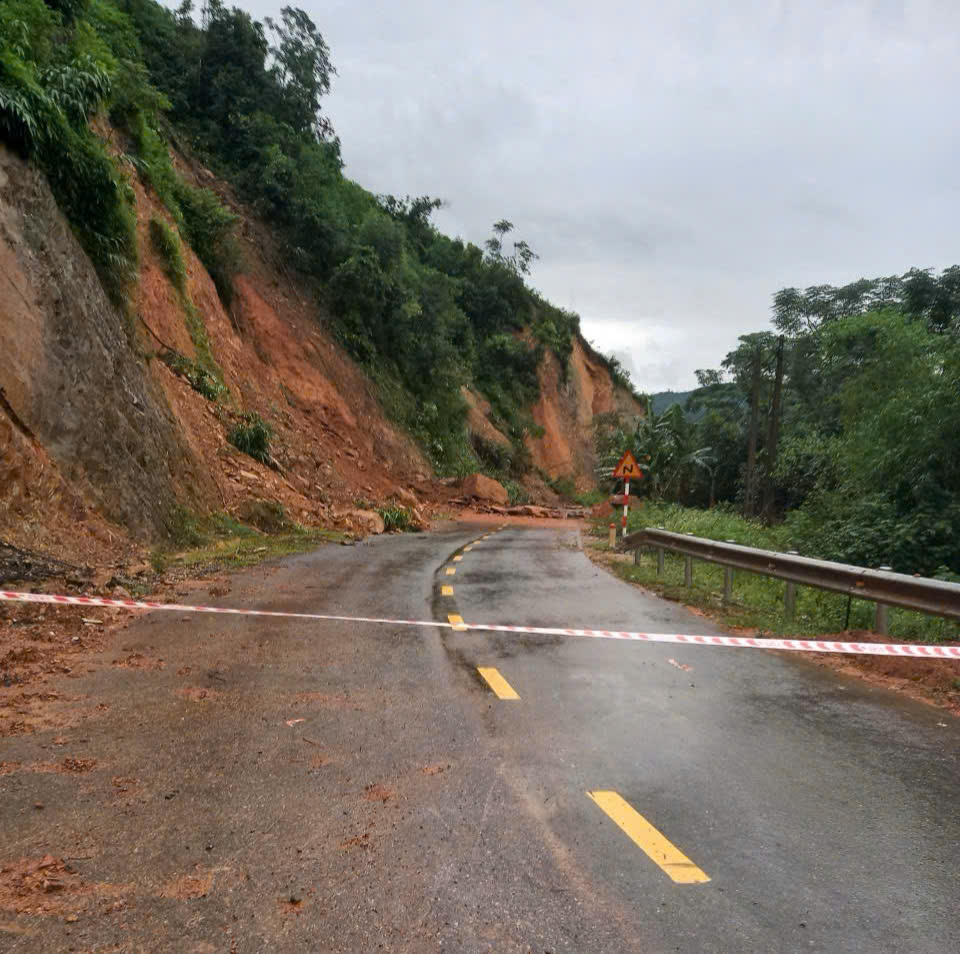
xmin=2 ymin=523 xmax=958 ymax=953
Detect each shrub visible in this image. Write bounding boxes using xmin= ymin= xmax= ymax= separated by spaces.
xmin=502 ymin=479 xmax=529 ymax=506
xmin=548 ymin=474 xmax=577 ymax=500
xmin=377 ymin=505 xmax=412 ymax=532
xmin=159 ymin=349 xmax=226 ymax=402
xmin=173 ymin=180 xmax=239 ymax=306
xmin=163 ymin=504 xmax=205 ymax=548
xmin=228 ymin=412 xmax=272 ymax=464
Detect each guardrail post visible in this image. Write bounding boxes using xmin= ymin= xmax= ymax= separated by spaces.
xmin=784 ymin=551 xmax=799 ymax=620
xmin=784 ymin=581 xmax=796 ymax=620
xmin=656 ymin=548 xmax=664 ymax=576
xmin=684 ymin=555 xmax=693 ymax=587
xmin=633 ymin=547 xmax=641 ymax=566
xmin=723 ymin=541 xmax=735 ymax=602
xmin=874 ymin=566 xmax=892 ymax=634
xmin=608 ymin=523 xmax=616 ymax=548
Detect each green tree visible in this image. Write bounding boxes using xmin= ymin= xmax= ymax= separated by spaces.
xmin=265 ymin=6 xmax=335 ymax=140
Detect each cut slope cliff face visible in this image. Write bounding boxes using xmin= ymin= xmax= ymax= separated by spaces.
xmin=525 ymin=338 xmax=644 ymax=488
xmin=0 ymin=145 xmax=193 ymax=560
xmin=0 ymin=141 xmax=639 ymax=564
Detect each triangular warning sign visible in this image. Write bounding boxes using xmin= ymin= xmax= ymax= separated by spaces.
xmin=612 ymin=450 xmax=644 ymax=480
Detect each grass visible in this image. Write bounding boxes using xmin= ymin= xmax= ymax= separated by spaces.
xmin=593 ymin=502 xmax=959 ymax=644
xmin=155 ymin=510 xmax=344 ymax=573
xmin=171 ymin=528 xmax=342 ymax=569
xmin=149 ymin=217 xmax=187 ymax=293
xmin=149 ymin=216 xmax=229 ymax=392
xmin=575 ymin=488 xmax=606 ymax=508
xmin=376 ymin=505 xmax=416 ymax=532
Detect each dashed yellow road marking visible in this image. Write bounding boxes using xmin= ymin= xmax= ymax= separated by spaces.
xmin=446 ymin=567 xmax=456 ymax=576
xmin=441 ymin=585 xmax=454 ymax=596
xmin=448 ymin=614 xmax=467 ymax=631
xmin=477 ymin=667 xmax=520 ymax=700
xmin=464 ymin=545 xmax=473 ymax=551
xmin=453 ymin=555 xmax=463 ymax=562
xmin=587 ymin=791 xmax=710 ymax=884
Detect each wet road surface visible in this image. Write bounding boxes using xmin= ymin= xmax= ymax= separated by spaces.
xmin=2 ymin=524 xmax=958 ymax=952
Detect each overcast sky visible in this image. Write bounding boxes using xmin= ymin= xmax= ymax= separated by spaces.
xmin=216 ymin=1 xmax=959 ymax=391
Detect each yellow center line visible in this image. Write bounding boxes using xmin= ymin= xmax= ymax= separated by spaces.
xmin=453 ymin=555 xmax=463 ymax=562
xmin=448 ymin=613 xmax=467 ymax=631
xmin=441 ymin=585 xmax=454 ymax=596
xmin=587 ymin=791 xmax=710 ymax=884
xmin=464 ymin=545 xmax=473 ymax=551
xmin=477 ymin=667 xmax=520 ymax=700
xmin=445 ymin=567 xmax=456 ymax=576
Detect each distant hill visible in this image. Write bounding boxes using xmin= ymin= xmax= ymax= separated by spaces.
xmin=651 ymin=390 xmax=695 ymax=415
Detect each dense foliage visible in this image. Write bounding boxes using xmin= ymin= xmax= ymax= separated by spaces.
xmin=603 ymin=270 xmax=960 ymax=575
xmin=0 ymin=0 xmax=592 ymax=476
xmin=116 ymin=0 xmax=585 ymax=474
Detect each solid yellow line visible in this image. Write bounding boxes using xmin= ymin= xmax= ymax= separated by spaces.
xmin=587 ymin=791 xmax=710 ymax=884
xmin=448 ymin=613 xmax=467 ymax=632
xmin=453 ymin=555 xmax=463 ymax=562
xmin=441 ymin=585 xmax=454 ymax=596
xmin=477 ymin=667 xmax=520 ymax=700
xmin=446 ymin=567 xmax=456 ymax=576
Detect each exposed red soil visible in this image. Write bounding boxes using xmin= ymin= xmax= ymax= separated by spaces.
xmin=791 ymin=633 xmax=960 ymax=716
xmin=454 ymin=510 xmax=584 ymax=530
xmin=363 ymin=783 xmax=396 ymax=803
xmin=0 ymin=856 xmax=131 ymax=918
xmin=526 ymin=338 xmax=644 ymax=489
xmin=338 ymin=833 xmax=371 ymax=851
xmin=174 ymin=687 xmax=224 ymax=703
xmin=0 ymin=757 xmax=98 ymax=775
xmin=111 ymin=653 xmax=165 ymax=671
xmin=158 ymin=867 xmax=214 ymax=901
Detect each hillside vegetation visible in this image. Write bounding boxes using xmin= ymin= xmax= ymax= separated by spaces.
xmin=602 ymin=273 xmax=960 ymax=576
xmin=0 ymin=0 xmax=630 ymax=486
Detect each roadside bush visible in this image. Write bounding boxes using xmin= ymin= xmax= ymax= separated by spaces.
xmin=502 ymin=478 xmax=529 ymax=506
xmin=162 ymin=504 xmax=205 ymax=548
xmin=548 ymin=474 xmax=577 ymax=500
xmin=575 ymin=488 xmax=606 ymax=508
xmin=377 ymin=505 xmax=412 ymax=532
xmin=228 ymin=412 xmax=272 ymax=464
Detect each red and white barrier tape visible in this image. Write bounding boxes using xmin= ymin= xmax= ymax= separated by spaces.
xmin=2 ymin=590 xmax=958 ymax=658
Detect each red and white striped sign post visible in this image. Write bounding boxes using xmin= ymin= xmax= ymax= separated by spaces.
xmin=612 ymin=450 xmax=644 ymax=540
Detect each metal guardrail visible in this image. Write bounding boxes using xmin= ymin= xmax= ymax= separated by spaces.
xmin=620 ymin=528 xmax=960 ymax=632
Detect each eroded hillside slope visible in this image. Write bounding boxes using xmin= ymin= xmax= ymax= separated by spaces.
xmin=0 ymin=140 xmax=640 ymax=567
